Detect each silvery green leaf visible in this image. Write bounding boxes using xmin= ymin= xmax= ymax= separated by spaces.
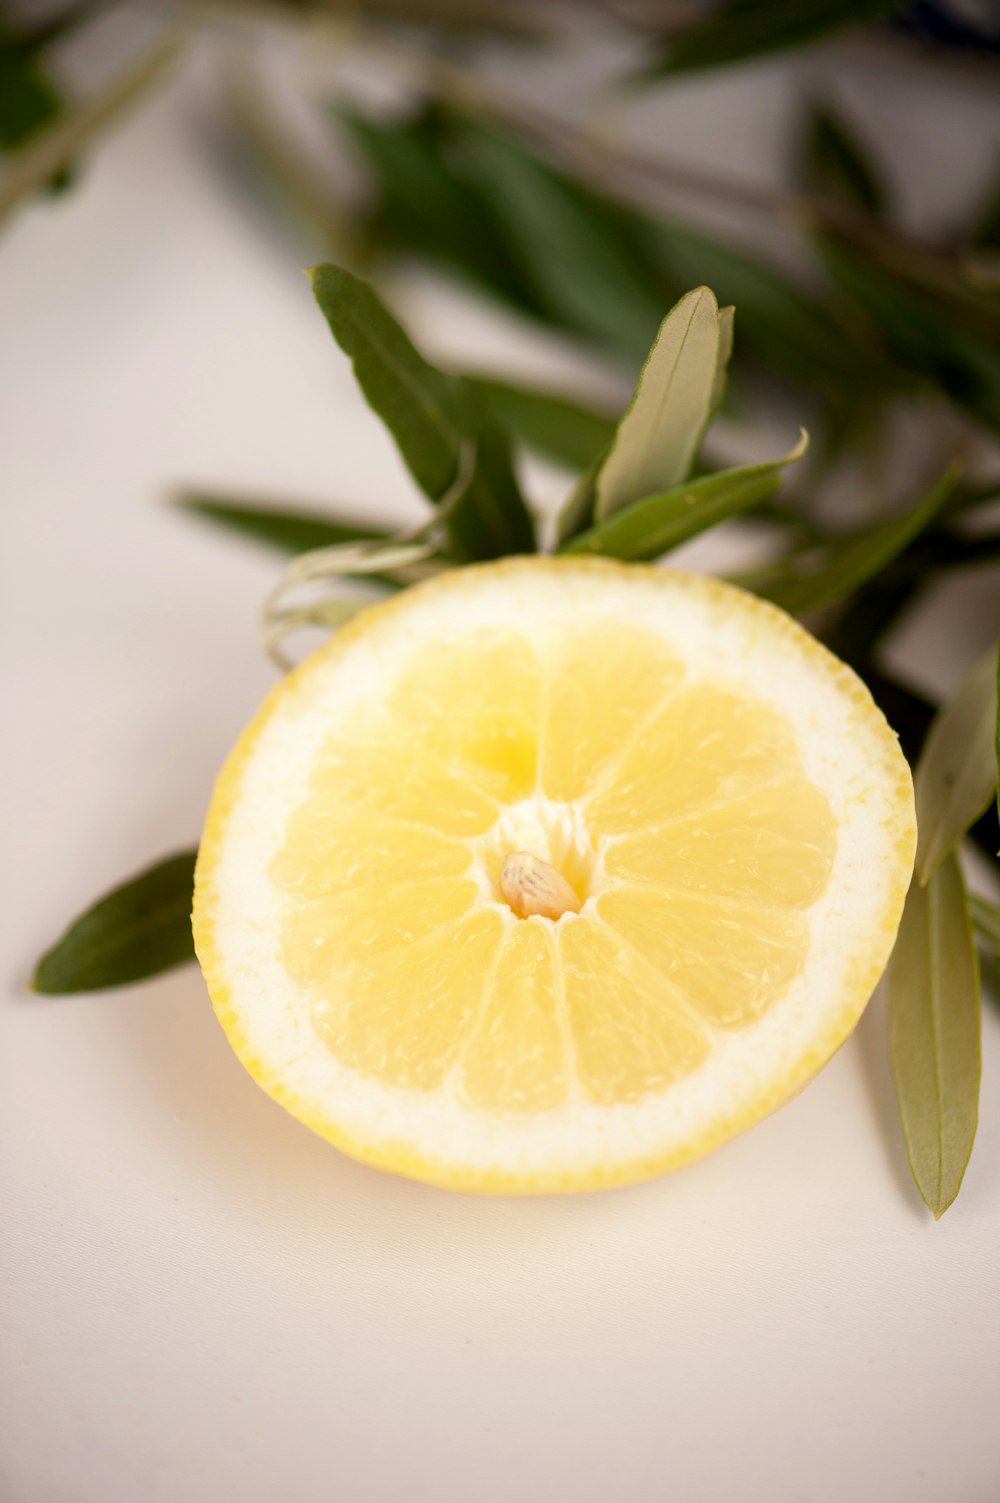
xmin=969 ymin=893 xmax=1000 ymax=958
xmin=915 ymin=643 xmax=1000 ymax=884
xmin=595 ymin=287 xmax=720 ymax=521
xmin=888 ymin=853 xmax=981 ymax=1219
xmin=710 ymin=305 xmax=735 ymax=415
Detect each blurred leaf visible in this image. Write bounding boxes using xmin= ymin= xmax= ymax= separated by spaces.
xmin=596 ymin=287 xmax=720 ymax=520
xmin=347 ymin=102 xmax=896 ymax=406
xmin=565 ymin=431 xmax=808 ymax=561
xmin=33 ymin=852 xmax=196 ymax=994
xmin=800 ymin=103 xmax=886 ymax=214
xmin=888 ymin=852 xmax=980 ymax=1219
xmin=448 ymin=119 xmax=666 ymax=361
xmin=915 ymin=644 xmax=1000 ymax=884
xmin=967 ymin=165 xmax=1000 ymax=252
xmin=824 ymin=525 xmax=1000 ymax=667
xmin=554 ymin=447 xmax=606 ymax=549
xmin=467 ymin=375 xmax=616 ymax=472
xmin=650 ymin=0 xmax=897 ymax=77
xmin=742 ymin=464 xmax=959 ymax=616
xmin=309 ymin=264 xmax=535 ymax=560
xmin=996 ymin=642 xmax=1000 ymax=825
xmin=641 ymin=218 xmax=898 ymax=397
xmin=340 ymin=107 xmax=546 ymax=314
xmin=176 ymin=493 xmax=390 ymax=555
xmin=820 ymin=239 xmax=1000 ymax=435
xmin=0 ymin=45 xmax=62 ymax=152
xmin=0 ymin=26 xmax=183 ymax=228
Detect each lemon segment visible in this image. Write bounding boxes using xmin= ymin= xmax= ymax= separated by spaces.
xmin=558 ymin=918 xmax=710 ymax=1104
xmin=458 ymin=921 xmax=567 ymax=1113
xmin=541 ymin=624 xmax=684 ymax=801
xmin=194 ymin=558 xmax=916 ymax=1193
xmin=312 ymin=911 xmax=504 ymax=1092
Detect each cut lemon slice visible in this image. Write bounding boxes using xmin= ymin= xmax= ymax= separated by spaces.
xmin=193 ymin=558 xmax=915 ymax=1193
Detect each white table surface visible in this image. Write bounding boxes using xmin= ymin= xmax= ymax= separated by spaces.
xmin=2 ymin=31 xmax=1000 ymax=1503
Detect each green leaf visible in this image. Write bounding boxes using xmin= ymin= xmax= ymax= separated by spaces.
xmin=175 ymin=493 xmax=390 ymax=555
xmin=0 ymin=45 xmax=63 ymax=154
xmin=969 ymin=893 xmax=1000 ymax=959
xmin=308 ymin=264 xmax=535 ymax=561
xmin=0 ymin=28 xmax=183 ymax=229
xmin=968 ymin=167 xmax=1000 ymax=253
xmin=466 ymin=376 xmax=616 ymax=473
xmin=915 ymin=643 xmax=1000 ymax=884
xmin=448 ymin=120 xmax=666 ymax=362
xmin=554 ymin=447 xmax=607 ymax=550
xmin=340 ymin=106 xmax=545 ymax=316
xmin=888 ymin=853 xmax=981 ymax=1219
xmin=642 ymin=218 xmax=898 ymax=398
xmin=743 ymin=464 xmax=960 ymax=616
xmin=564 ymin=431 xmax=808 ymax=562
xmin=800 ymin=103 xmax=886 ymax=215
xmin=819 ymin=239 xmax=1000 ymax=436
xmin=595 ymin=287 xmax=720 ymax=521
xmin=710 ymin=305 xmax=735 ymax=414
xmin=33 ymin=852 xmax=196 ymax=994
xmin=651 ymin=0 xmax=897 ymax=77
xmin=348 ymin=102 xmax=896 ymax=404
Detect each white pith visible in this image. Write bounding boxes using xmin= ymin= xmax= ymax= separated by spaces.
xmin=198 ymin=561 xmax=915 ymax=1187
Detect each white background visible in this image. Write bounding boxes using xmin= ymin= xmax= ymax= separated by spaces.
xmin=2 ymin=22 xmax=1000 ymax=1503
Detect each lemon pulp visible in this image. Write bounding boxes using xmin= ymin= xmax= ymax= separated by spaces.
xmin=195 ymin=559 xmax=917 ymax=1191
xmin=270 ymin=620 xmax=836 ymax=1114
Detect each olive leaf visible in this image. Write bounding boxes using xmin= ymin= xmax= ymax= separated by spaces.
xmin=308 ymin=264 xmax=535 ymax=561
xmin=564 ymin=430 xmax=808 ymax=562
xmin=346 ymin=101 xmax=896 ymax=401
xmin=0 ymin=27 xmax=64 ymax=155
xmin=466 ymin=376 xmax=616 ymax=473
xmin=0 ymin=27 xmax=183 ymax=229
xmin=915 ymin=642 xmax=1000 ymax=884
xmin=819 ymin=240 xmax=1000 ymax=437
xmin=595 ymin=288 xmax=721 ymax=522
xmin=33 ymin=852 xmax=197 ymax=994
xmin=739 ymin=464 xmax=960 ymax=616
xmin=443 ymin=118 xmax=666 ymax=362
xmin=553 ymin=448 xmax=607 ymax=551
xmin=175 ymin=493 xmax=390 ymax=555
xmin=710 ymin=305 xmax=735 ymax=415
xmin=969 ymin=893 xmax=1000 ymax=961
xmin=648 ymin=0 xmax=897 ymax=78
xmin=800 ymin=102 xmax=887 ymax=215
xmin=888 ymin=852 xmax=981 ymax=1219
xmin=995 ymin=641 xmax=1000 ymax=824
xmin=339 ymin=104 xmax=551 ymax=321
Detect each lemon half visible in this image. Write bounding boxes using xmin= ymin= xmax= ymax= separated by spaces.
xmin=193 ymin=558 xmax=915 ymax=1193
